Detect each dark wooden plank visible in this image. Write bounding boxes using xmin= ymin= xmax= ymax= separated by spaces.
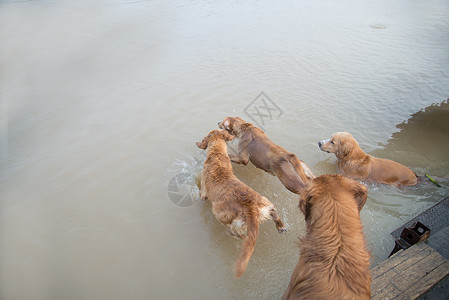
xmin=371 ymin=245 xmax=429 ymax=297
xmin=371 ymin=281 xmax=401 ymax=300
xmin=371 ymin=250 xmax=403 ymax=279
xmin=394 ymin=244 xmax=438 ymax=275
xmin=370 ymin=243 xmax=449 ymax=300
xmin=371 ymin=268 xmax=400 ymax=297
xmin=397 ymin=260 xmax=449 ymax=300
xmin=371 ymin=243 xmax=428 ymax=279
xmin=393 ymin=249 xmax=447 ymax=292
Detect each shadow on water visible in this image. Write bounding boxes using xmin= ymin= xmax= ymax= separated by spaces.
xmin=372 ymin=98 xmax=449 ymax=178
xmin=365 ymin=99 xmax=449 ymax=216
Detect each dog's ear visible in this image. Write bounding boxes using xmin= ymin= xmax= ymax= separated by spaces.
xmin=299 ymin=193 xmax=312 ymax=220
xmin=196 ymin=141 xmax=207 ymax=149
xmin=223 ymin=119 xmax=231 ymax=131
xmin=338 ymin=138 xmax=353 ymax=159
xmin=221 ymin=131 xmax=234 ymax=142
xmin=196 ymin=134 xmax=210 ymax=149
xmin=352 ymin=182 xmax=368 ymax=212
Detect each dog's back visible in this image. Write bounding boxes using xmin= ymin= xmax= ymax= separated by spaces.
xmin=238 ymin=124 xmax=315 ymax=192
xmin=368 ymin=156 xmax=417 ymax=186
xmin=283 ymin=175 xmax=371 ymax=300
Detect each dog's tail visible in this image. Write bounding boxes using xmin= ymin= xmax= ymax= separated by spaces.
xmin=288 ymin=154 xmax=315 ymax=185
xmin=234 ymin=210 xmax=259 ymax=279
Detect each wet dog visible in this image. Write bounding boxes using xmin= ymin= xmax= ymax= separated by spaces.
xmin=282 ymin=174 xmax=371 ymax=300
xmin=218 ymin=117 xmax=314 ymax=194
xmin=319 ymin=132 xmax=418 ymax=187
xmin=196 ymin=130 xmax=287 ymax=278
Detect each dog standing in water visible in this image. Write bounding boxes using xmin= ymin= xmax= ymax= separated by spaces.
xmin=196 ymin=130 xmax=287 ymax=278
xmin=319 ymin=132 xmax=418 ymax=187
xmin=282 ymin=174 xmax=371 ymax=300
xmin=218 ymin=117 xmax=315 ymax=194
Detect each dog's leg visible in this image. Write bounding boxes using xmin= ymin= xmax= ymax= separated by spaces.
xmin=229 ymin=153 xmax=249 ymax=165
xmin=276 ymin=162 xmax=306 ymax=194
xmin=200 ymin=172 xmax=208 ymax=200
xmin=271 ymin=209 xmax=287 ymax=233
xmin=229 ymin=137 xmax=250 ymax=165
xmin=229 ymin=148 xmax=249 ymax=165
xmin=288 ymin=155 xmax=315 ymax=181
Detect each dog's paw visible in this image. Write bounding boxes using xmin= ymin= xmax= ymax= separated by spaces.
xmin=278 ymin=227 xmax=287 ymax=233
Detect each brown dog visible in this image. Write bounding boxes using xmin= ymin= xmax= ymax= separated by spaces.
xmin=319 ymin=132 xmax=418 ymax=187
xmin=196 ymin=130 xmax=287 ymax=278
xmin=218 ymin=117 xmax=315 ymax=194
xmin=282 ymin=174 xmax=371 ymax=300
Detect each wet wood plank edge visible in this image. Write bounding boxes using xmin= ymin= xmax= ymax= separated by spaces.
xmin=371 ymin=243 xmax=449 ymax=299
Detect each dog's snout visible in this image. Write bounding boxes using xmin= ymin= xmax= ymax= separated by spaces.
xmin=318 ymin=139 xmax=330 ymax=150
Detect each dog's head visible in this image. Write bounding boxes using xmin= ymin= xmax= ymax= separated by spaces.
xmin=196 ymin=130 xmax=234 ymax=150
xmin=318 ymin=132 xmax=358 ymax=159
xmin=299 ymin=174 xmax=368 ymax=220
xmin=218 ymin=117 xmax=251 ymax=137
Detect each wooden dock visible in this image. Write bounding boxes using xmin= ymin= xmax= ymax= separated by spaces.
xmin=371 ymin=197 xmax=449 ymax=299
xmin=371 ymin=243 xmax=449 ymax=299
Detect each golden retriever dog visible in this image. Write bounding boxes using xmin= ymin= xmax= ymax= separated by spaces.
xmin=218 ymin=117 xmax=315 ymax=194
xmin=282 ymin=174 xmax=371 ymax=300
xmin=196 ymin=130 xmax=287 ymax=278
xmin=319 ymin=132 xmax=418 ymax=187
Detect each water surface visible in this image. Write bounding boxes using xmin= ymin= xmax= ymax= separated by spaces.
xmin=1 ymin=0 xmax=449 ymax=299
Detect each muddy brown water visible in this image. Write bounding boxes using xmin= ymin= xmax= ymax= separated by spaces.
xmin=1 ymin=1 xmax=449 ymax=299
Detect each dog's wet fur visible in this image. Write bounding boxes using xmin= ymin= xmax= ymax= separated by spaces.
xmin=319 ymin=132 xmax=418 ymax=187
xmin=282 ymin=174 xmax=371 ymax=300
xmin=196 ymin=130 xmax=287 ymax=278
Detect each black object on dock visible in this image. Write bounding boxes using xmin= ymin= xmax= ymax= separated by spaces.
xmin=390 ymin=197 xmax=449 ymax=259
xmin=389 ymin=221 xmax=431 ymax=257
